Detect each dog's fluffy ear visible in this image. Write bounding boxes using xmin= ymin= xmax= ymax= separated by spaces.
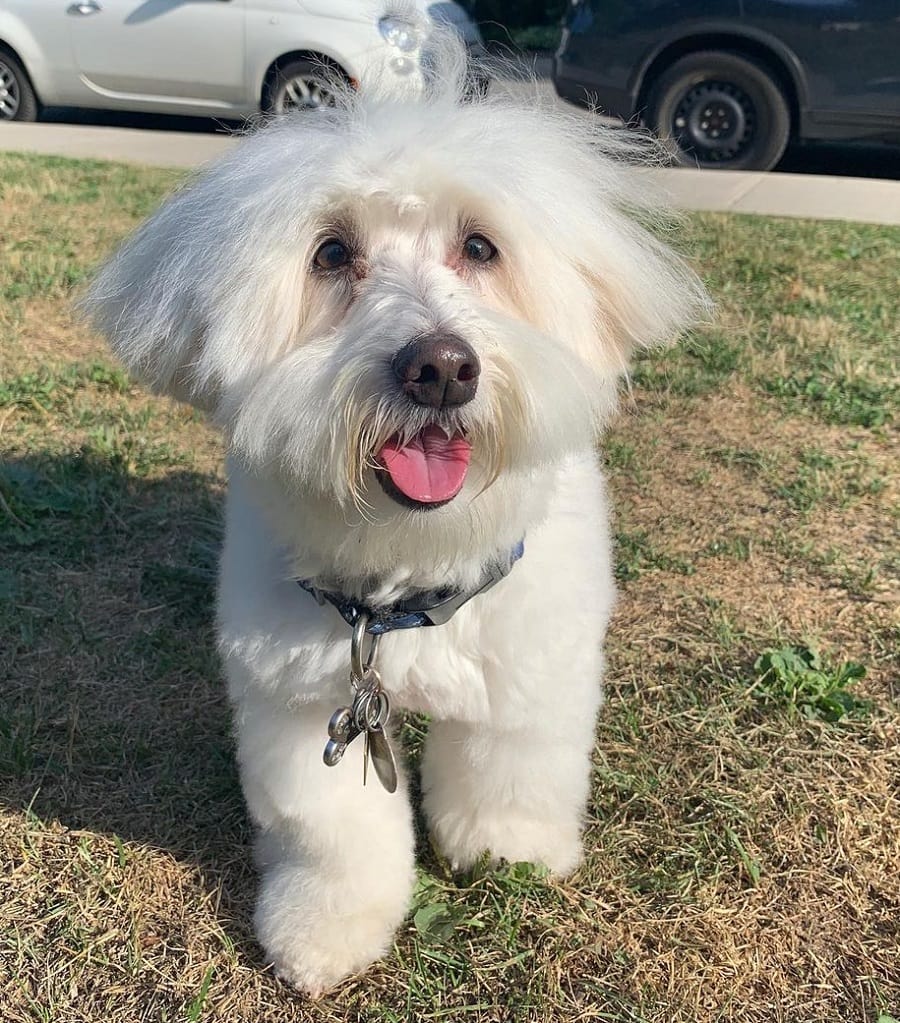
xmin=458 ymin=99 xmax=713 ymax=385
xmin=80 ymin=138 xmax=318 ymax=412
xmin=80 ymin=199 xmax=215 ymax=408
xmin=501 ymin=112 xmax=711 ymax=380
xmin=577 ymin=215 xmax=711 ymax=376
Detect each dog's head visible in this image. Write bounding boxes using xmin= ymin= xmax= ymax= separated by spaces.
xmin=83 ymin=38 xmax=707 ymax=564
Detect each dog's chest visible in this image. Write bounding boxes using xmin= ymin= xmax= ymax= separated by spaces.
xmin=373 ymin=613 xmax=495 ymax=722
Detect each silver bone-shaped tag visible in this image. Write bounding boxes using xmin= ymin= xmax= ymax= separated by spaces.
xmin=323 ymin=705 xmax=360 ymax=766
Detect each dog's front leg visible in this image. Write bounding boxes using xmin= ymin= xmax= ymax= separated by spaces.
xmin=421 ymin=693 xmax=602 ymax=876
xmin=235 ymin=692 xmax=415 ymax=996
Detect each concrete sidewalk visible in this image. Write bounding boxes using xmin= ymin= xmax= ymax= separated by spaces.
xmin=646 ymin=165 xmax=900 ymax=225
xmin=0 ymin=122 xmax=233 ymax=170
xmin=2 ymin=121 xmax=900 ymax=225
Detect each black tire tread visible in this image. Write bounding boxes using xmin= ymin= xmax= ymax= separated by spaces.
xmin=262 ymin=58 xmax=337 ymax=114
xmin=647 ymin=50 xmax=791 ymax=172
xmin=0 ymin=47 xmax=39 ymax=122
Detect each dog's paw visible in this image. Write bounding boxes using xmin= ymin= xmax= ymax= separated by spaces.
xmin=429 ymin=807 xmax=583 ymax=876
xmin=254 ymin=862 xmax=404 ymax=996
xmin=264 ymin=911 xmax=395 ymax=997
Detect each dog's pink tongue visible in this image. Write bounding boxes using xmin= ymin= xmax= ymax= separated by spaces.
xmin=379 ymin=426 xmax=472 ymax=503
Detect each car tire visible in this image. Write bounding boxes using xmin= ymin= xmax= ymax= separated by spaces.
xmin=0 ymin=50 xmax=40 ymax=122
xmin=647 ymin=51 xmax=791 ymax=171
xmin=263 ymin=59 xmax=338 ymax=115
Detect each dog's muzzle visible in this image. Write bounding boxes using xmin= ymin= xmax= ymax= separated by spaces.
xmin=372 ymin=333 xmax=479 ymax=509
xmin=391 ymin=332 xmax=480 ymax=409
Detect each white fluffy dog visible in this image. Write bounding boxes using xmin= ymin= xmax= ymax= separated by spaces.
xmin=84 ymin=33 xmax=706 ymax=995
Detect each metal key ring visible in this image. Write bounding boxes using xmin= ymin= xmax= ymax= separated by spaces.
xmin=366 ymin=689 xmax=391 ymax=730
xmin=351 ymin=613 xmax=381 ymax=681
xmin=351 ymin=685 xmax=390 ymax=730
xmin=352 ymin=689 xmax=374 ymax=731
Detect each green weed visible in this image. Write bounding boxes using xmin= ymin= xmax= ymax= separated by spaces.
xmin=752 ymin=645 xmax=869 ymax=722
xmin=709 ymin=446 xmax=773 ymax=474
xmin=603 ymin=438 xmax=639 ymax=473
xmin=702 ymin=536 xmax=752 ymax=560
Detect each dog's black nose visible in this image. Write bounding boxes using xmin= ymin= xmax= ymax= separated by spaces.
xmin=392 ymin=333 xmax=480 ymax=409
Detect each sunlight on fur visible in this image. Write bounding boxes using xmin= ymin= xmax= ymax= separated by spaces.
xmin=83 ymin=10 xmax=709 ymax=997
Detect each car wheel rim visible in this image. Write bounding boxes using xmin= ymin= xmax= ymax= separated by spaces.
xmin=276 ymin=74 xmax=332 ymax=113
xmin=0 ymin=60 xmax=21 ymax=120
xmin=672 ymin=81 xmax=754 ymax=164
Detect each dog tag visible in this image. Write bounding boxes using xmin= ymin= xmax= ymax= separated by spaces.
xmin=323 ymin=617 xmax=399 ymax=792
xmin=349 ymin=675 xmax=397 ymax=793
xmin=353 ymin=677 xmax=385 ymax=789
xmin=368 ymin=726 xmax=398 ymax=793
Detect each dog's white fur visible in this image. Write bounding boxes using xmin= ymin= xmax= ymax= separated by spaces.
xmin=84 ymin=34 xmax=707 ymax=995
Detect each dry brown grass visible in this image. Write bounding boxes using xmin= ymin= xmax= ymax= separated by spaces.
xmin=1 ymin=153 xmax=898 ymax=1023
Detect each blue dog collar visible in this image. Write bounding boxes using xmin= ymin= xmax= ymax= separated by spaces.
xmin=297 ymin=539 xmax=524 ymax=635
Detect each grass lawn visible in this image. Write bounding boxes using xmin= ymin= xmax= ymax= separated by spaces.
xmin=0 ymin=152 xmax=898 ymax=1023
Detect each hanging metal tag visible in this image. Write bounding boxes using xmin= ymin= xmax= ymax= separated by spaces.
xmin=322 ymin=612 xmax=398 ymax=793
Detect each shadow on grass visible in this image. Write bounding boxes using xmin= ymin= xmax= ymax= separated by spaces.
xmin=0 ymin=449 xmax=254 ymax=905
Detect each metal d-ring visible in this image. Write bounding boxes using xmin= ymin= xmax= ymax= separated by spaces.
xmin=351 ymin=613 xmax=381 ymax=682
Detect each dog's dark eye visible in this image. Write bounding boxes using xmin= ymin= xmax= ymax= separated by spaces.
xmin=462 ymin=234 xmax=497 ymax=264
xmin=314 ymin=239 xmax=351 ymax=271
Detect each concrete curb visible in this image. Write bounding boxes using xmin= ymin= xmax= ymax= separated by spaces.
xmin=0 ymin=122 xmax=233 ymax=170
xmin=643 ymin=166 xmax=900 ymax=226
xmin=2 ymin=122 xmax=900 ymax=225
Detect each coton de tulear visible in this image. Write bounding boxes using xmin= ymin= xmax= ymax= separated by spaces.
xmin=84 ymin=32 xmax=707 ymax=996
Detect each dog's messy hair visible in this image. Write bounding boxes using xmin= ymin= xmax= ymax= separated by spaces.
xmin=82 ymin=7 xmax=709 ymax=426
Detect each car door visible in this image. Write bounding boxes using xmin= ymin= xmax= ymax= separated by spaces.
xmin=67 ymin=0 xmax=247 ymax=110
xmin=744 ymin=0 xmax=900 ymax=124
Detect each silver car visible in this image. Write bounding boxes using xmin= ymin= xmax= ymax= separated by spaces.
xmin=0 ymin=0 xmax=483 ymax=121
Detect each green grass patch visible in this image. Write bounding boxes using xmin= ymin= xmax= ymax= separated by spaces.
xmin=0 ymin=362 xmax=133 ymax=412
xmin=1 ymin=153 xmax=899 ymax=1023
xmin=632 ymin=331 xmax=741 ymax=396
xmin=614 ymin=529 xmax=695 ymax=581
xmin=764 ymin=370 xmax=896 ymax=427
